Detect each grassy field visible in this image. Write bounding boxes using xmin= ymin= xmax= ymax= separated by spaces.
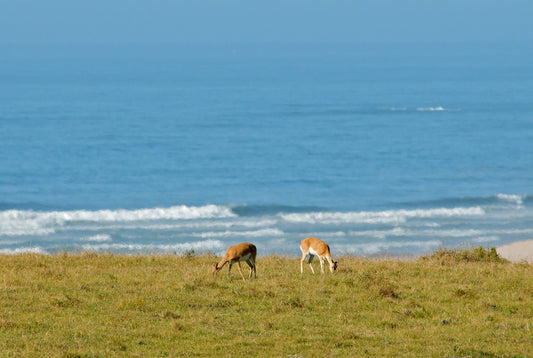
xmin=0 ymin=248 xmax=531 ymax=357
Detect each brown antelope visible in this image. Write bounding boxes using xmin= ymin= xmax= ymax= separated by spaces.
xmin=211 ymin=242 xmax=257 ymax=281
xmin=300 ymin=237 xmax=338 ymax=274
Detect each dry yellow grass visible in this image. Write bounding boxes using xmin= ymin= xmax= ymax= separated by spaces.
xmin=0 ymin=249 xmax=531 ymax=357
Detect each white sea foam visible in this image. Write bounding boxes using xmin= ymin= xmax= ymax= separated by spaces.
xmin=280 ymin=207 xmax=485 ymax=225
xmin=0 ymin=210 xmax=57 ymax=236
xmin=339 ymin=240 xmax=442 ymax=256
xmin=52 ymin=205 xmax=235 ymax=222
xmin=80 ymin=234 xmax=112 ymax=242
xmin=496 ymin=193 xmax=524 ymax=206
xmin=416 ymin=106 xmax=447 ymax=111
xmin=190 ymin=228 xmax=284 ymax=238
xmin=417 ymin=228 xmax=484 ymax=238
xmin=71 ymin=218 xmax=278 ymax=232
xmin=300 ymin=231 xmax=347 ymax=238
xmin=387 ymin=106 xmax=456 ymax=112
xmin=345 ymin=228 xmax=487 ymax=240
xmin=346 ymin=227 xmax=533 ymax=241
xmin=1 ymin=200 xmax=529 ymax=256
xmin=81 ymin=239 xmax=224 ymax=253
xmin=0 ymin=247 xmax=48 ymax=255
xmin=281 ymin=211 xmax=403 ymax=225
xmin=493 ymin=228 xmax=533 ymax=235
xmin=347 ymin=227 xmax=409 ymax=239
xmin=472 ymin=236 xmax=499 ymax=243
xmin=0 ymin=205 xmax=235 ymax=236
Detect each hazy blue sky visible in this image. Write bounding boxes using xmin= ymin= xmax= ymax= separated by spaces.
xmin=1 ymin=0 xmax=532 ymax=45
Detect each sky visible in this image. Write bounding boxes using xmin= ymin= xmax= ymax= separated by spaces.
xmin=1 ymin=1 xmax=532 ymax=46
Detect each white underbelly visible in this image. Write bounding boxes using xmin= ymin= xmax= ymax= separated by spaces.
xmin=238 ymin=253 xmax=252 ymax=261
xmin=308 ymin=247 xmax=320 ymax=257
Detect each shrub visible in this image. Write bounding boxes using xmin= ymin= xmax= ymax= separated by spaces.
xmin=420 ymin=246 xmax=504 ymax=264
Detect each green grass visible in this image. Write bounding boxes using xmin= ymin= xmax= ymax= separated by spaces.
xmin=0 ymin=248 xmax=531 ymax=357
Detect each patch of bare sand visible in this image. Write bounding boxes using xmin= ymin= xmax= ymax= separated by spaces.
xmin=496 ymin=240 xmax=533 ymax=263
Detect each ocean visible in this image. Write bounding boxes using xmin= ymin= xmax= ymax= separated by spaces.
xmin=1 ymin=42 xmax=532 ymax=257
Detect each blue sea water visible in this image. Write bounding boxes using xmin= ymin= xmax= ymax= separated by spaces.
xmin=1 ymin=42 xmax=533 ymax=256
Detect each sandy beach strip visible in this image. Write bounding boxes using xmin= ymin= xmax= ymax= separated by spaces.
xmin=496 ymin=239 xmax=533 ymax=263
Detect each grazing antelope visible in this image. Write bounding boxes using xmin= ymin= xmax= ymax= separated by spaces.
xmin=300 ymin=237 xmax=338 ymax=274
xmin=211 ymin=242 xmax=257 ymax=281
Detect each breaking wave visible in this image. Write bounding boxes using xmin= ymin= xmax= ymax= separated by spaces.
xmin=338 ymin=240 xmax=443 ymax=256
xmin=0 ymin=204 xmax=235 ymax=236
xmin=416 ymin=106 xmax=447 ymax=111
xmin=386 ymin=106 xmax=456 ymax=112
xmin=0 ymin=247 xmax=48 ymax=255
xmin=81 ymin=239 xmax=224 ymax=254
xmin=280 ymin=207 xmax=485 ymax=225
xmin=0 ymin=195 xmax=531 ymax=256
